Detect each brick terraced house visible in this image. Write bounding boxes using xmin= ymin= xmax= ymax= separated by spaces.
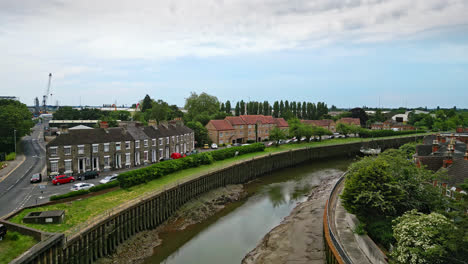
xmin=206 ymin=115 xmax=289 ymax=145
xmin=46 ymin=123 xmax=194 ymax=176
xmin=301 ymin=119 xmax=336 ymax=132
xmin=414 ymin=134 xmax=468 ymax=198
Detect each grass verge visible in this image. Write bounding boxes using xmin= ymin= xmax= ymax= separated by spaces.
xmin=0 ymin=231 xmax=37 ymax=264
xmin=9 ymin=133 xmax=428 ymax=234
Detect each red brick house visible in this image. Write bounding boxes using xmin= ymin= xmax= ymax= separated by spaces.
xmin=301 ymin=119 xmax=336 ymax=132
xmin=337 ymin=117 xmax=360 ymax=126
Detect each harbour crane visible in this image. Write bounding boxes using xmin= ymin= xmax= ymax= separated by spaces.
xmin=42 ymin=73 xmax=52 ymax=112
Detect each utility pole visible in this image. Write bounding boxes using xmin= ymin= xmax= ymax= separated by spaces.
xmin=14 ymin=129 xmax=16 ymax=155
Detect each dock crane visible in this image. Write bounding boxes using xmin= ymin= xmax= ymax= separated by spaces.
xmin=42 ymin=73 xmax=52 ymax=113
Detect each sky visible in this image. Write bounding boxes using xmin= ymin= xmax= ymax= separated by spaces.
xmin=1 ymin=0 xmax=468 ymax=108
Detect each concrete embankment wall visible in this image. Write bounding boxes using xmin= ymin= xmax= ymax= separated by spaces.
xmin=7 ymin=136 xmax=422 ymax=264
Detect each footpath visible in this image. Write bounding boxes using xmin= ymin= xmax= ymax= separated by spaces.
xmin=0 ymin=154 xmax=26 ymax=184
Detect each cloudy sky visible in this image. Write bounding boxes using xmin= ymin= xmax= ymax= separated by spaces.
xmin=1 ymin=0 xmax=468 ymax=108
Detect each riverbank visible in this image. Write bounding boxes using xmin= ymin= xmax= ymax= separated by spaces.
xmin=242 ymin=171 xmax=342 ymax=264
xmin=96 ymin=184 xmax=246 ymax=264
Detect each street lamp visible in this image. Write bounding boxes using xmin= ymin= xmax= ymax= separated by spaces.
xmin=13 ymin=129 xmax=16 ymax=155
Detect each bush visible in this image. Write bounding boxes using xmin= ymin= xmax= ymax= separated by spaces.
xmin=50 ymin=189 xmax=90 ymax=201
xmin=358 ymin=129 xmax=424 ymax=138
xmin=118 ymin=144 xmax=265 ymax=188
xmin=6 ymin=152 xmax=16 ymax=161
xmin=88 ymin=180 xmax=120 ymax=192
xmin=363 ymin=216 xmax=395 ymax=249
xmin=246 ymin=140 xmax=256 ymax=143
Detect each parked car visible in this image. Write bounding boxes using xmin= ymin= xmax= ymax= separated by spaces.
xmin=70 ymin=183 xmax=95 ymax=191
xmin=266 ymin=142 xmax=273 ymax=147
xmin=0 ymin=224 xmax=6 ymax=241
xmin=211 ymin=143 xmax=218 ymax=149
xmin=233 ymin=143 xmax=242 ymax=147
xmin=78 ymin=170 xmax=100 ymax=181
xmin=203 ymin=144 xmax=209 ymax=149
xmin=171 ymin=152 xmax=183 ymax=159
xmin=99 ymin=174 xmax=118 ymax=184
xmin=241 ymin=143 xmax=250 ymax=146
xmin=52 ymin=175 xmax=75 ymax=185
xmin=226 ymin=144 xmax=232 ymax=148
xmin=30 ymin=173 xmax=42 ymax=183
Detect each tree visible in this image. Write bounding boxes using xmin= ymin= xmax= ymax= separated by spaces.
xmin=312 ymin=126 xmax=332 ymax=141
xmin=150 ymin=100 xmax=170 ymax=124
xmin=225 ymin=100 xmax=231 ymax=114
xmin=284 ymin=100 xmax=289 ymax=113
xmin=240 ymin=100 xmax=246 ymax=115
xmin=53 ymin=106 xmax=80 ymax=120
xmin=391 ymin=210 xmax=459 ymax=264
xmin=302 ymin=101 xmax=307 ymax=119
xmin=235 ymin=102 xmax=240 ymax=116
xmin=336 ymin=123 xmax=352 ymax=136
xmin=269 ymin=127 xmax=287 ymax=145
xmin=220 ymin=102 xmax=225 ymax=112
xmin=185 ymin=92 xmax=220 ymax=120
xmin=263 ymin=101 xmax=269 ymax=116
xmin=0 ymin=99 xmax=34 ymax=153
xmin=273 ymin=101 xmax=279 ymax=118
xmin=297 ymin=102 xmax=302 ymax=119
xmin=298 ymin=124 xmax=314 ymax=141
xmin=141 ymin=94 xmax=153 ymax=112
xmin=291 ymin=101 xmax=297 ymax=117
xmin=279 ymin=100 xmax=284 ymax=117
xmin=186 ymin=121 xmax=210 ymax=147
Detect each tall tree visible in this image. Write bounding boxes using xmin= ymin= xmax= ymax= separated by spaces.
xmin=279 ymin=100 xmax=284 ymax=117
xmin=0 ymin=99 xmax=34 ymax=153
xmin=291 ymin=101 xmax=297 ymax=117
xmin=220 ymin=102 xmax=225 ymax=112
xmin=297 ymin=102 xmax=302 ymax=119
xmin=263 ymin=101 xmax=269 ymax=116
xmin=240 ymin=100 xmax=246 ymax=115
xmin=141 ymin=94 xmax=153 ymax=112
xmin=235 ymin=102 xmax=240 ymax=116
xmin=258 ymin=102 xmax=263 ymax=115
xmin=225 ymin=100 xmax=231 ymax=114
xmin=284 ymin=100 xmax=290 ymax=113
xmin=302 ymin=101 xmax=307 ymax=119
xmin=273 ymin=101 xmax=279 ymax=118
xmin=184 ymin=92 xmax=220 ymax=120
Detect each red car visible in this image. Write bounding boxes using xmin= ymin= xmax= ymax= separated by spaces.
xmin=170 ymin=153 xmax=187 ymax=159
xmin=52 ymin=175 xmax=75 ymax=185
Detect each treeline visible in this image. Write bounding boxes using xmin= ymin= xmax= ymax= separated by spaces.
xmin=408 ymin=108 xmax=468 ymax=131
xmin=0 ymin=99 xmax=34 ymax=154
xmin=53 ymin=107 xmax=132 ymax=127
xmin=230 ymin=100 xmax=328 ymax=120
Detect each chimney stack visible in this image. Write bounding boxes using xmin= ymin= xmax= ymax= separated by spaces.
xmin=443 ymin=154 xmax=453 ymax=168
xmin=465 ymin=150 xmax=468 ymax=161
xmin=432 ymin=140 xmax=439 ymax=153
xmin=100 ymin=121 xmax=109 ymax=129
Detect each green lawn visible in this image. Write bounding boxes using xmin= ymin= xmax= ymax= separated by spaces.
xmin=0 ymin=231 xmax=37 ymax=264
xmin=9 ymin=133 xmax=428 ymax=235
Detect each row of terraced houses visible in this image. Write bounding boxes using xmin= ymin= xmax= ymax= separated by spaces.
xmin=46 ymin=122 xmax=194 ymax=176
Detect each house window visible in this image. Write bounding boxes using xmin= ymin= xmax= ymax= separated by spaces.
xmin=159 ymin=138 xmax=163 ymax=145
xmin=152 ymin=149 xmax=156 ymax=162
xmin=125 ymin=153 xmax=131 ymax=165
xmin=50 ymin=161 xmax=58 ymax=173
xmin=144 ymin=151 xmax=148 ymax=161
xmin=220 ymin=140 xmax=224 ymax=144
xmin=92 ymin=144 xmax=99 ymax=153
xmin=126 ymin=141 xmax=131 ymax=149
xmin=172 ymin=136 xmax=175 ymax=143
xmin=64 ymin=146 xmax=71 ymax=155
xmin=104 ymin=156 xmax=110 ymax=168
xmin=116 ymin=142 xmax=121 ymax=151
xmin=64 ymin=160 xmax=72 ymax=172
xmin=220 ymin=132 xmax=223 ymax=137
xmin=135 ymin=140 xmax=140 ymax=149
xmin=78 ymin=145 xmax=85 ymax=154
xmin=135 ymin=152 xmax=140 ymax=165
xmin=49 ymin=147 xmax=57 ymax=156
xmin=104 ymin=143 xmax=109 ymax=152
xmin=166 ymin=137 xmax=169 ymax=144
xmin=144 ymin=140 xmax=148 ymax=147
xmin=152 ymin=139 xmax=156 ymax=146
xmin=240 ymin=125 xmax=243 ymax=129
xmin=159 ymin=149 xmax=163 ymax=160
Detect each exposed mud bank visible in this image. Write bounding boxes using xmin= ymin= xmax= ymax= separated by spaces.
xmin=242 ymin=173 xmax=341 ymax=264
xmin=96 ymin=184 xmax=246 ymax=264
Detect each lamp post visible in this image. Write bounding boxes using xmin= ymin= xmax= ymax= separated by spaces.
xmin=14 ymin=129 xmax=16 ymax=155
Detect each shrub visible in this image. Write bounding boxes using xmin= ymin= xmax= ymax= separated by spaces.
xmin=363 ymin=216 xmax=395 ymax=249
xmin=6 ymin=152 xmax=16 ymax=161
xmin=353 ymin=222 xmax=367 ymax=235
xmin=210 ymin=143 xmax=265 ymax=161
xmin=88 ymin=180 xmax=120 ymax=192
xmin=50 ymin=189 xmax=90 ymax=201
xmin=358 ymin=129 xmax=424 ymax=138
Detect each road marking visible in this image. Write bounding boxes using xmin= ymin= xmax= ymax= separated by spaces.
xmin=0 ymin=154 xmax=27 ymax=184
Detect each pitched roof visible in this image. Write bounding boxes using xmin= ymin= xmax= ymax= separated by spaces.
xmin=416 ymin=145 xmax=433 ymax=156
xmin=69 ymin=125 xmax=93 ymax=130
xmin=446 ymin=158 xmax=468 ymax=186
xmin=275 ymin=118 xmax=289 ymax=127
xmin=423 ymin=135 xmax=437 ymax=145
xmin=418 ymin=156 xmax=445 ymax=172
xmin=208 ymin=120 xmax=235 ymax=131
xmin=126 ymin=125 xmax=150 ymax=140
xmin=338 ymin=117 xmax=360 ymax=126
xmin=225 ymin=116 xmax=246 ymax=126
xmin=48 ymin=127 xmax=134 ymax=146
xmin=301 ymin=119 xmax=334 ymax=127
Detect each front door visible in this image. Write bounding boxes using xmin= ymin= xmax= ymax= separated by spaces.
xmin=92 ymin=157 xmax=99 ymax=171
xmin=78 ymin=158 xmax=85 ymax=173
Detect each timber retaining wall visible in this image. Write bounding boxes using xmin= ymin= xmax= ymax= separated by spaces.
xmin=7 ymin=136 xmax=422 ymax=264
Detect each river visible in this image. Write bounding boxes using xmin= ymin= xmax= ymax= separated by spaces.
xmin=143 ymin=158 xmax=352 ymax=264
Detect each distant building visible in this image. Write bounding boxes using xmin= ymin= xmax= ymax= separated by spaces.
xmin=371 ymin=120 xmax=415 ymax=131
xmin=336 ymin=117 xmax=361 ymax=126
xmin=206 ymin=115 xmax=289 ymax=145
xmin=46 ymin=123 xmax=194 ymax=176
xmin=414 ymin=134 xmax=468 ymax=198
xmin=301 ymin=119 xmax=336 ymax=132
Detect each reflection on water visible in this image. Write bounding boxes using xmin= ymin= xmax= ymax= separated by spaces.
xmin=143 ymin=158 xmax=352 ymax=264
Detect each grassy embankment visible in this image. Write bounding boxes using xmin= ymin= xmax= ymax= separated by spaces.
xmin=9 ymin=133 xmax=428 ymax=235
xmin=0 ymin=232 xmax=37 ymax=264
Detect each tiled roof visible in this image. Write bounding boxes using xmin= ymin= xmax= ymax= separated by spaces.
xmin=225 ymin=116 xmax=246 ymax=126
xmin=240 ymin=115 xmax=277 ymax=125
xmin=416 ymin=145 xmax=433 ymax=156
xmin=338 ymin=118 xmax=360 ymax=126
xmin=208 ymin=120 xmax=235 ymax=131
xmin=262 ymin=115 xmax=276 ymax=124
xmin=127 ymin=125 xmax=150 ymax=140
xmin=48 ymin=127 xmax=134 ymax=146
xmin=423 ymin=135 xmax=437 ymax=145
xmin=275 ymin=118 xmax=289 ymax=127
xmin=446 ymin=158 xmax=468 ymax=186
xmin=418 ymin=156 xmax=444 ymax=172
xmin=301 ymin=119 xmax=334 ymax=127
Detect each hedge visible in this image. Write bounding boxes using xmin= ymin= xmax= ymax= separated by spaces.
xmin=49 ymin=180 xmax=120 ymax=201
xmin=118 ymin=143 xmax=265 ymax=188
xmin=358 ymin=129 xmax=425 ymax=138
